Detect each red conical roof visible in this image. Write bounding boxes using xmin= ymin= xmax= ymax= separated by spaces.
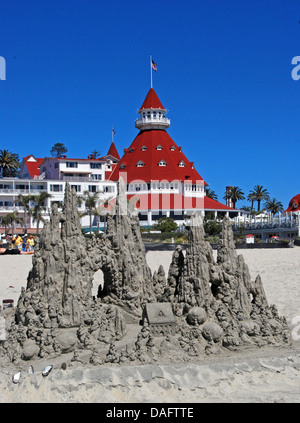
xmin=109 ymin=129 xmax=207 ymax=185
xmin=107 ymin=142 xmax=120 ymax=160
xmin=139 ymin=88 xmax=166 ymax=111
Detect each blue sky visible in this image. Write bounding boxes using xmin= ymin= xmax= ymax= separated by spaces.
xmin=1 ymin=0 xmax=300 ymax=210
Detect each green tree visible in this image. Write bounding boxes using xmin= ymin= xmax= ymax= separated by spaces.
xmin=223 ymin=186 xmax=245 ymax=209
xmin=240 ymin=205 xmax=256 ymax=217
xmin=82 ymin=190 xmax=100 ymax=233
xmin=89 ymin=149 xmax=101 ymax=158
xmin=247 ymin=191 xmax=256 ymax=209
xmin=204 ymin=220 xmax=222 ymax=236
xmin=0 ymin=211 xmax=23 ymax=236
xmin=264 ymin=198 xmax=284 ymax=215
xmin=50 ymin=143 xmax=68 ymax=158
xmin=250 ymin=185 xmax=270 ymax=211
xmin=17 ymin=194 xmax=32 ymax=233
xmin=30 ymin=192 xmax=52 ymax=234
xmin=205 ymin=188 xmax=218 ymax=201
xmin=153 ymin=217 xmax=178 ymax=233
xmin=0 ymin=149 xmax=20 ymax=177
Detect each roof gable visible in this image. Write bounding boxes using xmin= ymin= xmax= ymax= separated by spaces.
xmin=107 ymin=142 xmax=120 ymax=160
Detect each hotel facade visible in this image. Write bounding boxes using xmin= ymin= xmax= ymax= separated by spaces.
xmin=0 ymin=88 xmax=239 ymax=233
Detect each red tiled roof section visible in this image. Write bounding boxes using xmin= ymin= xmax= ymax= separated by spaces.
xmin=107 ymin=142 xmax=120 ymax=160
xmin=109 ymin=129 xmax=208 ymax=184
xmin=203 ymin=196 xmax=234 ymax=210
xmin=26 ymin=158 xmax=43 ymax=178
xmin=284 ymin=194 xmax=300 ymax=212
xmin=139 ymin=88 xmax=166 ymax=110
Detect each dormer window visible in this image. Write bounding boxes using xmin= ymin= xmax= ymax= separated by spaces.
xmin=129 ymin=147 xmax=134 ymax=152
xmin=120 ymin=162 xmax=126 ymax=169
xmin=156 ymin=144 xmax=163 ymax=150
xmin=178 ymin=160 xmax=186 ymax=167
xmin=170 ymin=146 xmax=176 ymax=151
xmin=158 ymin=159 xmax=167 ymax=167
xmin=141 ymin=145 xmax=147 ymax=151
xmin=136 ymin=160 xmax=145 ymax=167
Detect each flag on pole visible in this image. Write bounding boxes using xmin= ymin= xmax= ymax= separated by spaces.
xmin=112 ymin=128 xmax=116 ymax=135
xmin=151 ymin=59 xmax=157 ymax=72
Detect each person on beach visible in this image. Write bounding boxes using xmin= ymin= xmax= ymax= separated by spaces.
xmin=0 ymin=247 xmax=34 ymax=255
xmin=26 ymin=235 xmax=35 ymax=252
xmin=13 ymin=235 xmax=23 ymax=250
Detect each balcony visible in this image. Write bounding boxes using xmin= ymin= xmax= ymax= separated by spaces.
xmin=60 ymin=175 xmax=94 ymax=182
xmin=135 ymin=116 xmax=170 ymax=130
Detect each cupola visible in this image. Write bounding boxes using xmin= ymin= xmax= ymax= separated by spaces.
xmin=135 ymin=88 xmax=170 ymax=130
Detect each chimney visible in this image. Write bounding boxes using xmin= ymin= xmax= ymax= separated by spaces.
xmin=226 ymin=186 xmax=233 ymax=208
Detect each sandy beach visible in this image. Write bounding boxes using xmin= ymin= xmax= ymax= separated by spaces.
xmin=0 ymin=246 xmax=300 ymax=403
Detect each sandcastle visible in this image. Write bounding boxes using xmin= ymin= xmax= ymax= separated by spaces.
xmin=0 ymin=181 xmax=291 ymax=365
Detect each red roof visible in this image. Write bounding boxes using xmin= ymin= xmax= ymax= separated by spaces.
xmin=139 ymin=88 xmax=166 ymax=111
xmin=203 ymin=196 xmax=234 ymax=210
xmin=24 ymin=157 xmax=44 ymax=178
xmin=284 ymin=194 xmax=300 ymax=212
xmin=107 ymin=142 xmax=120 ymax=160
xmin=109 ymin=129 xmax=207 ymax=184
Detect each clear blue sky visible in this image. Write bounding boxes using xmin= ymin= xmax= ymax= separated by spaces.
xmin=1 ymin=0 xmax=300 ymax=210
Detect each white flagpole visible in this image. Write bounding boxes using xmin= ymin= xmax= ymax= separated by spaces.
xmin=150 ymin=55 xmax=153 ymax=88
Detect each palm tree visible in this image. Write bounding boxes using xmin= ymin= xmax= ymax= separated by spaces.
xmin=205 ymin=188 xmax=218 ymax=201
xmin=250 ymin=185 xmax=270 ymax=211
xmin=247 ymin=191 xmax=256 ymax=209
xmin=0 ymin=149 xmax=19 ymax=177
xmin=264 ymin=198 xmax=284 ymax=215
xmin=223 ymin=186 xmax=245 ymax=209
xmin=0 ymin=211 xmax=23 ymax=237
xmin=83 ymin=190 xmax=100 ymax=233
xmin=240 ymin=205 xmax=256 ymax=216
xmin=30 ymin=192 xmax=52 ymax=234
xmin=17 ymin=194 xmax=32 ymax=233
xmin=0 ymin=215 xmax=11 ymax=235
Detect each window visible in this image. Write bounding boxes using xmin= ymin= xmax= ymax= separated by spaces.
xmin=170 ymin=146 xmax=176 ymax=151
xmin=91 ymin=174 xmax=102 ymax=180
xmin=156 ymin=145 xmax=163 ymax=150
xmin=55 ymin=162 xmax=59 ymax=169
xmin=90 ymin=163 xmax=101 ymax=169
xmin=158 ymin=159 xmax=167 ymax=166
xmin=50 ymin=184 xmax=63 ymax=192
xmin=88 ymin=185 xmax=97 ymax=192
xmin=120 ymin=163 xmax=126 ymax=169
xmin=66 ymin=162 xmax=78 ymax=168
xmin=141 ymin=145 xmax=147 ymax=151
xmin=136 ymin=160 xmax=145 ymax=167
xmin=104 ymin=186 xmax=114 ymax=193
xmin=129 ymin=148 xmax=134 ymax=152
xmin=16 ymin=184 xmax=29 ymax=190
xmin=178 ymin=160 xmax=185 ymax=167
